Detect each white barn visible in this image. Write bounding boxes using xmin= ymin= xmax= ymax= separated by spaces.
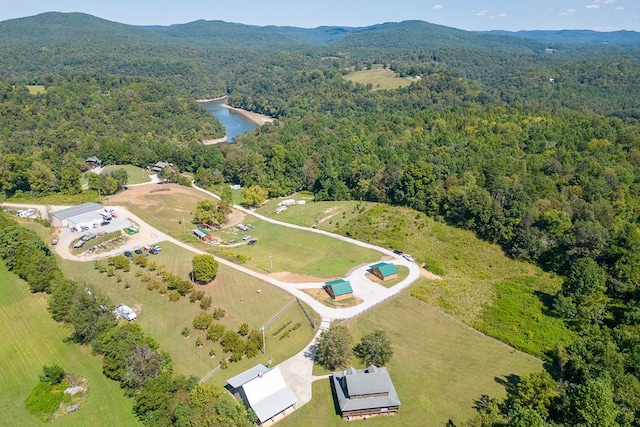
xmin=227 ymin=365 xmax=297 ymax=425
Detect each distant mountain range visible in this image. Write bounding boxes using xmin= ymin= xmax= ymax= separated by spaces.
xmin=485 ymin=29 xmax=640 ymax=46
xmin=1 ymin=12 xmax=638 ymax=52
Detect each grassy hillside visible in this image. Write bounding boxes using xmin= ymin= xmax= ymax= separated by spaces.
xmin=280 ymin=292 xmax=543 ymax=426
xmin=338 ymin=204 xmax=572 ymax=358
xmin=0 ymin=263 xmax=140 ymax=427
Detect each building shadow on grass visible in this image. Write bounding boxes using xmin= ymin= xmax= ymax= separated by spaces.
xmin=327 ymin=376 xmax=342 ymax=417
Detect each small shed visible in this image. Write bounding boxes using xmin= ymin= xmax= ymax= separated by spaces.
xmin=369 ymin=262 xmax=398 ymax=281
xmin=85 ymin=156 xmax=102 ymax=169
xmin=324 ymin=279 xmax=353 ymax=301
xmin=113 ymin=304 xmax=137 ymax=321
xmin=193 ymin=228 xmax=211 ymax=242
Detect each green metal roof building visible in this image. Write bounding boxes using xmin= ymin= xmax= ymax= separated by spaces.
xmin=369 ymin=262 xmax=398 ymax=281
xmin=324 ymin=279 xmax=353 ymax=300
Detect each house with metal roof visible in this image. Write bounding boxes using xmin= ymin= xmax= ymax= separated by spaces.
xmin=227 ymin=365 xmax=297 ymax=425
xmin=51 ymin=203 xmax=104 ymax=229
xmin=369 ymin=262 xmax=398 ymax=281
xmin=332 ymin=365 xmax=401 ymax=420
xmin=324 ymin=279 xmax=353 ymax=301
xmin=85 ymin=156 xmax=102 ymax=169
xmin=192 ymin=228 xmax=211 ymax=242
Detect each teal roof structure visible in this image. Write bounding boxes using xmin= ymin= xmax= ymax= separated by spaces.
xmin=325 ymin=279 xmax=353 ymax=296
xmin=370 ymin=262 xmax=398 ymax=277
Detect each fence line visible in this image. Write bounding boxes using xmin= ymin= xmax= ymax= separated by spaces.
xmin=337 ymin=294 xmax=396 ymax=326
xmin=199 ymin=362 xmax=222 ymax=383
xmin=296 ymin=298 xmax=317 ymax=330
xmin=262 ymin=297 xmax=296 ymax=330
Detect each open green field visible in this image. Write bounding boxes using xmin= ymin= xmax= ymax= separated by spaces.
xmin=57 ymin=241 xmax=318 ymax=380
xmin=110 ymin=185 xmax=381 ymax=278
xmin=217 ymin=219 xmax=382 ymax=278
xmin=339 ymin=205 xmax=573 ymax=358
xmin=0 ymin=263 xmax=140 ymax=427
xmin=26 ymin=85 xmax=46 ymax=95
xmin=6 ymin=190 xmax=100 ymax=206
xmin=101 ymin=165 xmax=152 ymax=185
xmin=344 ymin=68 xmax=417 ymax=91
xmin=256 ymin=194 xmax=375 ymax=233
xmin=280 ymin=292 xmax=544 ymax=427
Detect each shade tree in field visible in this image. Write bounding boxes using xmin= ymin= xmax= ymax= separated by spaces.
xmin=353 ymin=329 xmax=393 ymax=366
xmin=191 ymin=254 xmax=218 ymax=283
xmin=315 ymin=326 xmax=352 ymax=370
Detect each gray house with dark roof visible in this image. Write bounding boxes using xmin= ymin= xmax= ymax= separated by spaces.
xmin=332 ymin=365 xmax=401 ymax=420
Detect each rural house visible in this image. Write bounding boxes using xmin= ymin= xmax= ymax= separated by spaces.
xmin=192 ymin=228 xmax=211 ymax=242
xmin=369 ymin=262 xmax=398 ymax=281
xmin=324 ymin=279 xmax=353 ymax=301
xmin=85 ymin=156 xmax=102 ymax=169
xmin=151 ymin=161 xmax=173 ymax=173
xmin=226 ymin=365 xmax=297 ymax=425
xmin=332 ymin=365 xmax=401 ymax=420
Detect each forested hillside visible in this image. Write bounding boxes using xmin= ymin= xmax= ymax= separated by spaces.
xmin=2 ymin=12 xmax=640 ymax=425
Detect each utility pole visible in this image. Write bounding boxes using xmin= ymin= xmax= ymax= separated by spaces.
xmin=260 ymin=326 xmax=266 ymax=354
xmin=269 ymin=255 xmax=273 ymax=273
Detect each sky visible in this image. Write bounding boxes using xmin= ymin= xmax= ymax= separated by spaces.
xmin=0 ymin=0 xmax=638 ymax=32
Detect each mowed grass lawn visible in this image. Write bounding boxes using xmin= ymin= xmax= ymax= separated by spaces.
xmin=0 ymin=263 xmax=140 ymax=427
xmin=109 ymin=185 xmax=382 ymax=278
xmin=256 ymin=195 xmax=375 ymax=233
xmin=222 ymin=220 xmax=382 ymax=278
xmin=280 ymin=291 xmax=544 ymax=427
xmin=344 ymin=68 xmax=417 ymax=91
xmin=58 ymin=241 xmax=317 ymax=380
xmin=101 ymin=165 xmax=152 ymax=185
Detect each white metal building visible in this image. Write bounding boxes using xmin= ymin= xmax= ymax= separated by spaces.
xmin=50 ymin=203 xmax=104 ymax=230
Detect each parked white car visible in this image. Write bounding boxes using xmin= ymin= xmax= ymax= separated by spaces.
xmin=403 ymin=254 xmax=414 ymax=263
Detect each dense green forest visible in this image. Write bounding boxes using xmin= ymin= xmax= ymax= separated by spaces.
xmin=2 ymin=12 xmax=640 ymax=425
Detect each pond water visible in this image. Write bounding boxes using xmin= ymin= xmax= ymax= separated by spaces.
xmin=201 ymin=99 xmax=258 ymax=142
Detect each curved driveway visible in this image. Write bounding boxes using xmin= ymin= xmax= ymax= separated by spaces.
xmin=3 ymin=193 xmax=422 ymax=321
xmin=4 ymin=193 xmax=428 ymax=408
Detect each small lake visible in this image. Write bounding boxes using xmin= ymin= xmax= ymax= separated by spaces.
xmin=201 ymin=99 xmax=258 ymax=141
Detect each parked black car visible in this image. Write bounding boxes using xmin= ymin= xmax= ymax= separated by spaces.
xmin=247 ymin=239 xmax=258 ymax=246
xmin=124 ymin=251 xmax=133 ymax=258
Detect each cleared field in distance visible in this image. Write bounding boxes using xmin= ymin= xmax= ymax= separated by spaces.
xmin=256 ymin=194 xmax=376 ymax=233
xmin=344 ymin=68 xmax=417 ymax=90
xmin=0 ymin=263 xmax=140 ymax=427
xmin=26 ymin=85 xmax=46 ymax=95
xmin=57 ymin=241 xmax=318 ymax=380
xmin=107 ymin=184 xmax=211 ymax=237
xmin=101 ymin=165 xmax=153 ymax=185
xmin=279 ymin=292 xmax=543 ymax=427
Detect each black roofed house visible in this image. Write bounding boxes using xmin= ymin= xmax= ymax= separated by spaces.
xmin=152 ymin=161 xmax=173 ymax=173
xmin=332 ymin=365 xmax=401 ymax=420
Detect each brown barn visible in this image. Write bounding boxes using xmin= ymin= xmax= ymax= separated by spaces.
xmin=332 ymin=365 xmax=401 ymax=420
